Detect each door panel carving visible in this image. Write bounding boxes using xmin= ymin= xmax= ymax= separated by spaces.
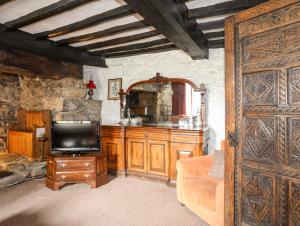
xmin=243 ymin=117 xmax=276 ymax=164
xmin=289 ymin=181 xmax=300 ymax=226
xmin=242 ymin=168 xmax=275 ymax=226
xmin=244 ymin=71 xmax=278 ymax=106
xmin=239 ymin=2 xmax=300 ymax=38
xmin=242 ymin=22 xmax=300 ymax=69
xmin=288 ymin=67 xmax=300 ymax=105
xmin=288 ymin=118 xmax=300 ymax=167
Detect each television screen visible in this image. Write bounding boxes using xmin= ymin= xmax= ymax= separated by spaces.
xmin=52 ymin=121 xmax=100 ymax=152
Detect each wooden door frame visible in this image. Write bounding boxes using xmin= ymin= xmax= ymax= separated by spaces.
xmin=224 ymin=0 xmax=300 ymax=225
xmin=224 ymin=15 xmax=236 ymax=226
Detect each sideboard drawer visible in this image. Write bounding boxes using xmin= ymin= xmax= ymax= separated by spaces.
xmin=147 ymin=132 xmax=169 ymax=141
xmin=56 ymin=160 xmax=95 ymax=172
xmin=56 ymin=172 xmax=95 ymax=182
xmin=101 ymin=126 xmax=125 ymax=138
xmin=171 ymin=134 xmax=200 ymax=143
xmin=126 ymin=130 xmax=146 ymax=139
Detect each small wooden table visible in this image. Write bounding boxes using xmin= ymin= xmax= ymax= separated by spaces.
xmin=46 ymin=152 xmax=107 ymax=190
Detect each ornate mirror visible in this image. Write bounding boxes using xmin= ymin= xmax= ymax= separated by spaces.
xmin=120 ymin=73 xmax=207 ymax=127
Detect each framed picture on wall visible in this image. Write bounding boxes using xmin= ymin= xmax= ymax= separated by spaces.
xmin=108 ymin=78 xmax=122 ymax=100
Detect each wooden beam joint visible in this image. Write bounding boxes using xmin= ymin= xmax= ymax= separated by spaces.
xmin=124 ymin=0 xmax=208 ymax=59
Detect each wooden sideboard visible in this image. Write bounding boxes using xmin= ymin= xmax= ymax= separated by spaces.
xmin=101 ymin=125 xmax=209 ymax=183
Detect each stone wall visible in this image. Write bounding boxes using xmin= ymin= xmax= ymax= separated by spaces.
xmin=0 ymin=73 xmax=20 ymax=151
xmin=84 ymin=49 xmax=224 ymax=152
xmin=0 ymin=73 xmax=101 ymax=151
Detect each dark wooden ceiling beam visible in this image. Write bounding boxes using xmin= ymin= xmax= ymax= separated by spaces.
xmin=102 ymin=44 xmax=178 ymax=58
xmin=0 ymin=0 xmax=14 ymax=7
xmin=197 ymin=19 xmax=225 ymax=31
xmin=0 ymin=24 xmax=106 ymax=67
xmin=124 ymin=0 xmax=208 ymax=59
xmin=34 ymin=5 xmax=133 ymax=39
xmin=188 ymin=0 xmax=267 ymax=19
xmin=0 ymin=47 xmax=83 ymax=79
xmin=204 ymin=30 xmax=224 ymax=39
xmin=78 ymin=30 xmax=159 ymax=51
xmin=55 ymin=20 xmax=148 ymax=46
xmin=207 ymin=39 xmax=224 ymax=48
xmin=91 ymin=38 xmax=170 ymax=55
xmin=4 ymin=0 xmax=95 ymax=29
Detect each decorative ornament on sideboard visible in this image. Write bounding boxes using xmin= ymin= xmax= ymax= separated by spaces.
xmin=86 ymin=80 xmax=96 ymax=99
xmin=119 ymin=88 xmax=128 ymax=125
xmin=199 ymin=83 xmax=207 ymax=128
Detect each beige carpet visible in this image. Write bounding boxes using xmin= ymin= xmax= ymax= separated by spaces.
xmin=0 ymin=176 xmax=208 ymax=226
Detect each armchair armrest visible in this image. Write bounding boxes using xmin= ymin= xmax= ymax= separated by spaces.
xmin=176 ymin=155 xmax=213 ymax=180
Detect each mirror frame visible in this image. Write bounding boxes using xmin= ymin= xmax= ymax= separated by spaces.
xmin=119 ymin=73 xmax=207 ymax=127
xmin=126 ymin=73 xmax=199 ymax=94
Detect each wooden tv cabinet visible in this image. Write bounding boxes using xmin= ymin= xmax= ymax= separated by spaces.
xmin=46 ymin=152 xmax=107 ymax=190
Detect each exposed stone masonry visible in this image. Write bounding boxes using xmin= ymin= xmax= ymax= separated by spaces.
xmin=0 ymin=73 xmax=102 ymax=151
xmin=0 ymin=73 xmax=20 ymax=151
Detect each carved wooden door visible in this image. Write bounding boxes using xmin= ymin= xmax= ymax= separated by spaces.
xmin=225 ymin=1 xmax=300 ymax=225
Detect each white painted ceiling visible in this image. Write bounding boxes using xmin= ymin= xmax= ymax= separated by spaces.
xmin=22 ymin=0 xmax=125 ymax=33
xmin=89 ymin=35 xmax=166 ymax=52
xmin=0 ymin=0 xmax=61 ymax=23
xmin=70 ymin=26 xmax=157 ymax=47
xmin=186 ymin=0 xmax=231 ymax=9
xmin=50 ymin=14 xmax=143 ymax=41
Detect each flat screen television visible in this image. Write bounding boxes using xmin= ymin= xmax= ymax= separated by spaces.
xmin=51 ymin=121 xmax=100 ymax=153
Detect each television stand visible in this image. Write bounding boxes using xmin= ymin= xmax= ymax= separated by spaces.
xmin=46 ymin=151 xmax=107 ymax=190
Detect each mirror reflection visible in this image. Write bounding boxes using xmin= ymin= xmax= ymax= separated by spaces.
xmin=125 ymin=81 xmax=201 ymax=126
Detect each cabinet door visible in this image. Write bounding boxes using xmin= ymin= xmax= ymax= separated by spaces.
xmin=8 ymin=130 xmax=33 ymax=157
xmin=170 ymin=142 xmax=200 ymax=180
xmin=101 ymin=137 xmax=124 ymax=172
xmin=127 ymin=138 xmax=147 ymax=172
xmin=147 ymin=140 xmax=169 ymax=176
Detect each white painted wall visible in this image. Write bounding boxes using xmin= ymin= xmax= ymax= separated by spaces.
xmin=84 ymin=49 xmax=225 ymax=152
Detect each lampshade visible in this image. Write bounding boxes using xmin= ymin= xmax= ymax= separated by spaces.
xmin=86 ymin=80 xmax=96 ymax=89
